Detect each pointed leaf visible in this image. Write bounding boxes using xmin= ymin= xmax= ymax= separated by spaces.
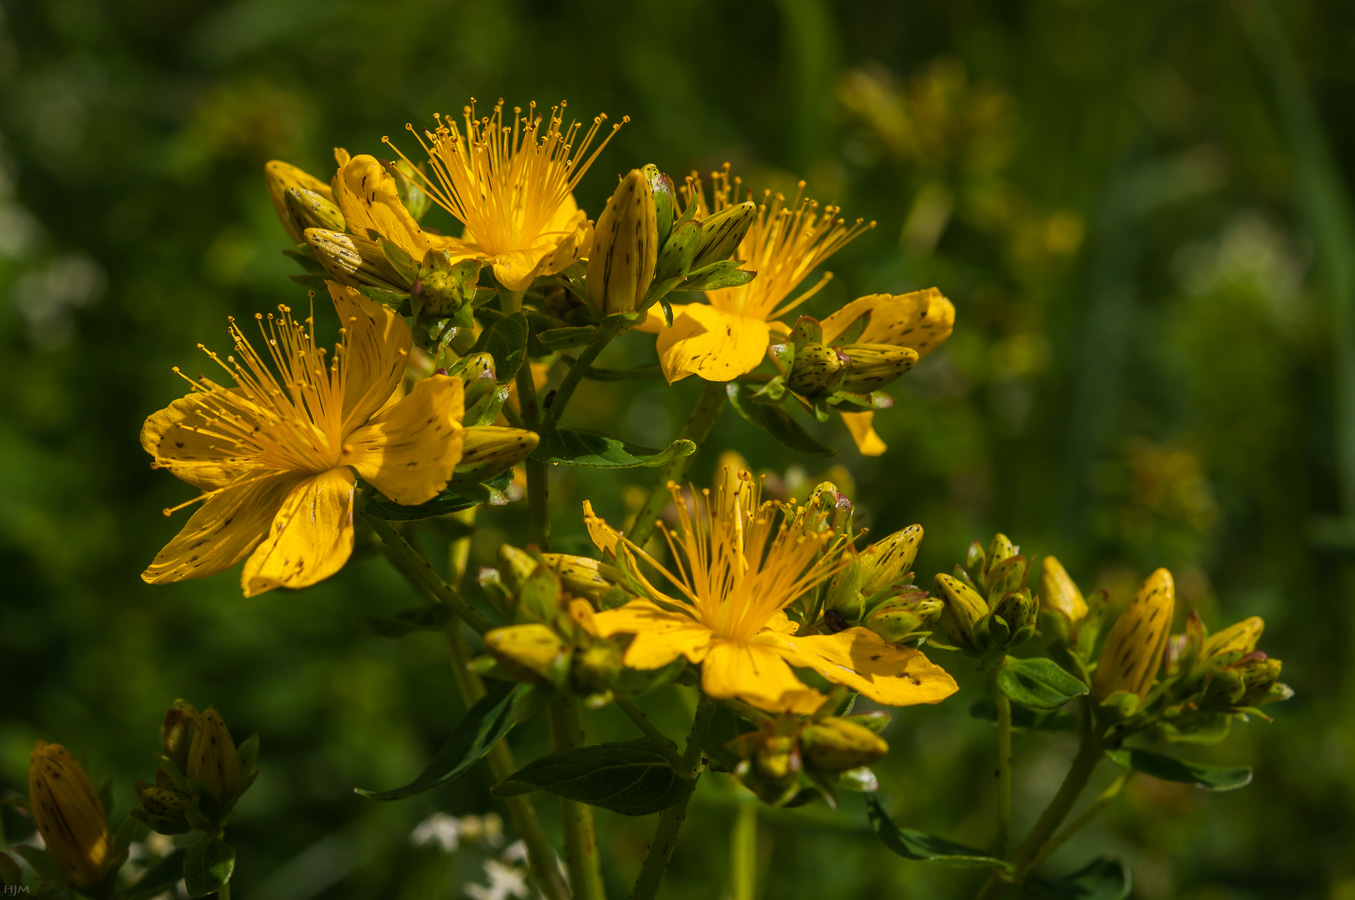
xmin=123 ymin=849 xmax=188 ymax=900
xmin=997 ymin=657 xmax=1089 ymax=711
xmin=494 ymin=740 xmax=692 ymax=816
xmin=184 ymin=837 xmax=235 ymax=898
xmin=1023 ymin=857 xmax=1131 ymax=900
xmin=357 ymin=681 xmax=529 ymax=800
xmin=1105 ymin=748 xmax=1252 ymax=791
xmin=867 ymin=796 xmax=1012 ymax=871
xmin=473 ymin=312 xmax=529 ymax=381
xmin=532 ymin=429 xmax=696 ymax=468
xmin=969 ymin=700 xmax=1081 ymax=733
xmin=365 ymin=472 xmax=513 ymax=520
xmin=726 ymin=384 xmax=836 ymax=457
xmin=536 ymin=325 xmax=599 ymax=350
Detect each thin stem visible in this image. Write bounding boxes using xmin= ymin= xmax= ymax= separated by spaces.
xmin=731 ymin=795 xmax=758 ymax=900
xmin=617 ymin=698 xmax=684 ymax=770
xmin=550 ymin=697 xmax=607 ymax=900
xmin=630 ymin=699 xmax=710 ymax=900
xmin=544 ymin=337 xmax=611 ymax=433
xmin=994 ymin=688 xmax=1013 ymax=857
xmin=1027 ymin=772 xmax=1132 ymax=872
xmin=502 ymin=289 xmax=551 ymax=550
xmin=365 ymin=515 xmax=494 ymax=635
xmin=972 ymin=732 xmax=1106 ymax=900
xmin=218 ymin=882 xmax=231 ymax=900
xmin=626 ymin=381 xmax=727 ymax=548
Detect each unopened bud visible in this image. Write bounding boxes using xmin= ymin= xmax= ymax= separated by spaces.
xmin=859 ymin=526 xmax=923 ymax=597
xmin=654 ymin=218 xmax=702 ymax=284
xmin=801 ymin=718 xmax=889 ymax=772
xmin=139 ymin=785 xmax=191 ymax=819
xmin=992 ymin=590 xmax=1036 ymax=636
xmin=187 ymin=708 xmax=241 ymax=802
xmin=484 ymin=624 xmax=569 ymax=686
xmin=692 ymin=201 xmax=757 ymax=270
xmin=934 ymin=573 xmax=988 ymax=650
xmin=1200 ymin=616 xmax=1264 ymax=664
xmin=540 ymin=553 xmax=621 ymax=603
xmin=454 ymin=426 xmax=539 ymax=483
xmin=305 ymin=227 xmax=407 ymax=291
xmin=864 ymin=590 xmax=942 ymax=643
xmin=498 ymin=545 xmax=539 ymax=595
xmin=414 ymin=250 xmax=481 ymax=317
xmin=586 ymin=169 xmax=659 ymax=316
xmin=1037 ymin=556 xmax=1087 ymax=623
xmin=161 ymin=700 xmax=200 ymax=774
xmin=839 ymin=343 xmax=919 ymax=394
xmin=266 ymin=159 xmax=333 ymax=243
xmin=28 ymin=742 xmax=111 ymax=888
xmin=1093 ymin=569 xmax=1175 ymax=701
xmin=571 ymin=641 xmax=623 ymax=694
xmin=642 ymin=165 xmax=677 ymax=246
xmin=787 ymin=343 xmax=849 ymax=397
xmin=387 ymin=158 xmax=431 ymax=222
xmin=283 ymin=186 xmax=345 ymax=243
xmin=457 ymin=351 xmax=498 ymax=404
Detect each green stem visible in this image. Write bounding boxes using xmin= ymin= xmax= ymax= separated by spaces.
xmin=617 ymin=698 xmax=684 ymax=770
xmin=218 ymin=882 xmax=231 ymax=900
xmin=972 ymin=731 xmax=1105 ymax=900
xmin=365 ymin=515 xmax=494 ymax=635
xmin=630 ymin=700 xmax=709 ymax=900
xmin=502 ymin=288 xmax=551 ymax=550
xmin=1027 ymin=772 xmax=1132 ymax=872
xmin=550 ymin=697 xmax=607 ymax=900
xmin=731 ymin=795 xmax=758 ymax=900
xmin=544 ymin=338 xmax=611 ymax=433
xmin=994 ymin=688 xmax=1013 ymax=857
xmin=626 ymin=381 xmax=727 ymax=548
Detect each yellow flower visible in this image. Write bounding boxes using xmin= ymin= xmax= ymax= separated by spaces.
xmin=654 ymin=166 xmax=873 ymax=383
xmin=586 ymin=475 xmax=957 ymax=714
xmin=142 ymin=283 xmax=465 ymax=596
xmin=389 ymin=99 xmax=623 ymax=292
xmin=329 ymin=152 xmax=459 ymax=261
xmin=818 ymin=288 xmax=955 ymax=456
xmin=28 ymin=742 xmax=110 ymax=888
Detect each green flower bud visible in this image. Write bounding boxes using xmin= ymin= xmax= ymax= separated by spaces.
xmin=859 ymin=525 xmax=923 ymax=597
xmin=839 ymin=343 xmax=919 ymax=394
xmin=304 ymin=227 xmax=407 ymax=291
xmin=1235 ymin=654 xmax=1284 ymax=706
xmin=863 ymin=590 xmax=942 ymax=643
xmin=571 ymin=641 xmax=623 ymax=695
xmin=787 ymin=343 xmax=849 ymax=397
xmin=1200 ymin=616 xmax=1264 ymax=665
xmin=1093 ymin=569 xmax=1175 ymax=701
xmin=801 ymin=717 xmax=889 ymax=773
xmin=414 ymin=250 xmax=480 ymax=317
xmin=992 ymin=589 xmax=1036 ymax=639
xmin=586 ymin=169 xmax=659 ymax=316
xmin=387 ymin=158 xmax=431 ymax=222
xmin=454 ymin=425 xmax=539 ymax=483
xmin=1037 ymin=556 xmax=1087 ymax=623
xmin=934 ymin=573 xmax=989 ymax=650
xmin=265 ymin=159 xmax=333 ymax=243
xmin=653 ymin=218 xmax=702 ymax=284
xmin=160 ymin=700 xmax=199 ymax=774
xmin=732 ymin=732 xmax=802 ymax=806
xmin=691 ymin=201 xmax=757 ymax=270
xmin=497 ymin=545 xmax=539 ymax=596
xmin=642 ymin=164 xmax=677 ymax=246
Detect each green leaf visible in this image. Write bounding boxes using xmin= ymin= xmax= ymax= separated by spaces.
xmin=358 ymin=285 xmax=411 ymax=308
xmin=123 ymin=849 xmax=188 ymax=900
xmin=10 ymin=846 xmax=63 ymax=883
xmin=584 ymin=363 xmax=665 ymax=382
xmin=494 ymin=740 xmax=693 ymax=816
xmin=698 ymin=703 xmax=758 ymax=773
xmin=536 ymin=325 xmax=598 ymax=350
xmin=1023 ymin=857 xmax=1131 ymax=900
xmin=184 ymin=837 xmax=235 ymax=898
xmin=531 ymin=428 xmax=696 ymax=468
xmin=968 ymin=700 xmax=1081 ymax=733
xmin=365 ymin=472 xmax=513 ymax=520
xmin=1105 ymin=748 xmax=1252 ymax=791
xmin=358 ymin=603 xmax=455 ymax=638
xmin=726 ymin=384 xmax=836 ymax=457
xmin=997 ymin=657 xmax=1089 ymax=711
xmin=357 ymin=682 xmax=529 ymax=800
xmin=473 ymin=312 xmax=529 ymax=381
xmin=867 ymin=796 xmax=1012 ymax=870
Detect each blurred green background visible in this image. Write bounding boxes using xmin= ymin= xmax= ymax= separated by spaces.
xmin=1 ymin=0 xmax=1351 ymax=897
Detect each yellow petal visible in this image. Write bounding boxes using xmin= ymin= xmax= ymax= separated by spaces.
xmin=327 ymin=282 xmax=412 ymax=429
xmin=590 ymin=599 xmax=712 ymax=669
xmin=331 ymin=154 xmax=459 ymax=258
xmin=655 ymin=304 xmax=770 ymax=383
xmin=342 ymin=375 xmax=465 ymax=505
xmin=701 ymin=639 xmax=825 ymax=714
xmin=582 ymin=500 xmax=621 ymax=556
xmin=634 ymin=302 xmax=680 ymax=334
xmin=763 ymin=609 xmax=800 ymax=634
xmin=840 ymin=411 xmax=887 ymax=456
xmin=242 ymin=467 xmax=356 ymax=597
xmin=821 ymin=288 xmax=955 ymax=357
xmin=143 ymin=473 xmax=301 ymax=585
xmin=142 ymin=390 xmax=263 ymax=489
xmin=761 ymin=627 xmax=958 ymax=707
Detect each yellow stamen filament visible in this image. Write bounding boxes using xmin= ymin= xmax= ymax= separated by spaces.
xmin=685 ymin=163 xmax=875 ymax=322
xmin=385 ymin=99 xmax=626 ymax=258
xmin=627 ymin=475 xmax=851 ymax=641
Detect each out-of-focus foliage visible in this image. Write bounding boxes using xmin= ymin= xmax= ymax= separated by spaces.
xmin=0 ymin=0 xmax=1350 ymax=897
